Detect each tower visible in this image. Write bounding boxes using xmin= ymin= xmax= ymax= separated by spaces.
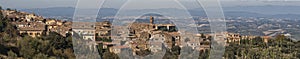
xmin=150 ymin=16 xmax=154 ymax=24
xmin=149 ymin=16 xmax=155 ymax=29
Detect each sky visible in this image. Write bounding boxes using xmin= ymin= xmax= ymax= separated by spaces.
xmin=1 ymin=0 xmax=300 ymax=9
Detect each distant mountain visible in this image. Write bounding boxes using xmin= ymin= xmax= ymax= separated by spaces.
xmin=21 ymin=7 xmax=75 ymax=17
xmin=223 ymin=5 xmax=300 ymax=15
xmin=224 ymin=11 xmax=267 ymax=17
xmin=21 ymin=7 xmax=118 ymax=18
xmin=191 ymin=5 xmax=300 ymax=19
xmin=142 ymin=13 xmax=164 ymax=17
xmin=20 ymin=6 xmax=300 ymax=19
xmin=98 ymin=8 xmax=118 ymax=17
xmin=270 ymin=14 xmax=300 ymax=19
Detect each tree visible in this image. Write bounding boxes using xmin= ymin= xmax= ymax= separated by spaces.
xmin=33 ymin=53 xmax=48 ymax=59
xmin=168 ymin=27 xmax=177 ymax=32
xmin=179 ymin=46 xmax=197 ymax=59
xmin=207 ymin=36 xmax=212 ymax=41
xmin=158 ymin=27 xmax=168 ymax=31
xmin=135 ymin=49 xmax=151 ymax=57
xmin=17 ymin=36 xmax=37 ymax=58
xmin=199 ymin=49 xmax=210 ymax=59
xmin=171 ymin=45 xmax=181 ymax=55
xmin=3 ymin=21 xmax=18 ymax=38
xmin=97 ymin=43 xmax=108 ymax=58
xmin=0 ymin=7 xmax=3 ymax=19
xmin=102 ymin=51 xmax=119 ymax=59
xmin=163 ymin=50 xmax=178 ymax=59
xmin=63 ymin=48 xmax=75 ymax=59
xmin=97 ymin=37 xmax=112 ymax=42
xmin=251 ymin=37 xmax=264 ymax=47
xmin=6 ymin=8 xmax=12 ymax=11
xmin=201 ymin=33 xmax=206 ymax=38
xmin=7 ymin=50 xmax=17 ymax=59
xmin=0 ymin=6 xmax=2 ymax=10
xmin=44 ymin=32 xmax=72 ymax=49
xmin=0 ymin=18 xmax=7 ymax=32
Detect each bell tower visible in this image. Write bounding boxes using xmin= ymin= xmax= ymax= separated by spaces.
xmin=150 ymin=16 xmax=154 ymax=24
xmin=150 ymin=16 xmax=155 ymax=29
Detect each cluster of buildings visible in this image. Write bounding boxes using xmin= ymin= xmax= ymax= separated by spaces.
xmin=2 ymin=10 xmax=112 ymax=39
xmin=2 ymin=10 xmax=72 ymax=37
xmin=2 ymin=10 xmax=114 ymax=50
xmin=225 ymin=32 xmax=275 ymax=44
xmin=100 ymin=16 xmax=213 ymax=55
xmin=71 ymin=21 xmax=111 ymax=40
xmin=2 ymin=10 xmax=275 ymax=56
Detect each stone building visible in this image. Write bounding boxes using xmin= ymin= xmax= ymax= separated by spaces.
xmin=2 ymin=10 xmax=43 ymax=22
xmin=95 ymin=21 xmax=111 ymax=39
xmin=109 ymin=46 xmax=129 ymax=54
xmin=72 ymin=22 xmax=96 ymax=40
xmin=226 ymin=32 xmax=241 ymax=43
xmin=44 ymin=19 xmax=70 ymax=36
xmin=13 ymin=22 xmax=46 ymax=37
xmin=123 ymin=16 xmax=183 ymax=55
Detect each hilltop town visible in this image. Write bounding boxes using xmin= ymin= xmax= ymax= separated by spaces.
xmin=1 ymin=9 xmax=263 ymax=54
xmin=1 ymin=8 xmax=299 ymax=59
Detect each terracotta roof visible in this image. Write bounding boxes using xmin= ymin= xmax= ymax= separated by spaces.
xmin=72 ymin=22 xmax=96 ymax=29
xmin=111 ymin=46 xmax=129 ymax=49
xmin=96 ymin=28 xmax=111 ymax=31
xmin=102 ymin=42 xmax=117 ymax=45
xmin=19 ymin=27 xmax=45 ymax=31
xmin=15 ymin=22 xmax=46 ymax=31
xmin=12 ymin=22 xmax=28 ymax=25
xmin=95 ymin=21 xmax=111 ymax=26
xmin=155 ymin=24 xmax=175 ymax=26
xmin=166 ymin=32 xmax=180 ymax=36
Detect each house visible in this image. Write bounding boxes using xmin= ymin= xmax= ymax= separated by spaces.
xmin=13 ymin=22 xmax=46 ymax=37
xmin=155 ymin=24 xmax=176 ymax=32
xmin=109 ymin=46 xmax=129 ymax=54
xmin=186 ymin=40 xmax=201 ymax=49
xmin=25 ymin=14 xmax=36 ymax=22
xmin=72 ymin=22 xmax=96 ymax=40
xmin=95 ymin=21 xmax=111 ymax=38
xmin=226 ymin=33 xmax=241 ymax=43
xmin=262 ymin=36 xmax=270 ymax=43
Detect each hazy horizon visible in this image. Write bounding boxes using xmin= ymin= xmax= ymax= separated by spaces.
xmin=2 ymin=0 xmax=300 ymax=9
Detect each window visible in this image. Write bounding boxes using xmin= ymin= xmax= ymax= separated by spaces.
xmin=37 ymin=33 xmax=41 ymax=35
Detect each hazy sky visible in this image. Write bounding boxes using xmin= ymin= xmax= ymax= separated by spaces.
xmin=1 ymin=0 xmax=300 ymax=9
